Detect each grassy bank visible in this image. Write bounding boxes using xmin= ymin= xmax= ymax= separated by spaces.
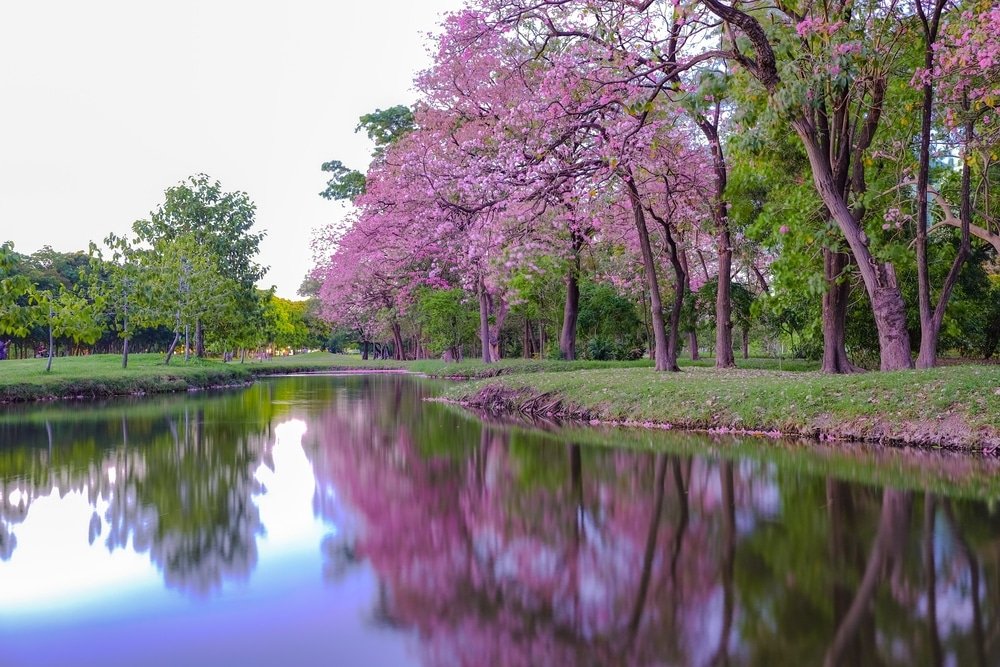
xmin=445 ymin=365 xmax=1000 ymax=451
xmin=0 ymin=352 xmax=818 ymax=404
xmin=6 ymin=353 xmax=996 ymax=452
xmin=0 ymin=351 xmax=408 ymax=403
xmin=436 ymin=408 xmax=1000 ymax=501
xmin=410 ymin=355 xmax=819 ymax=378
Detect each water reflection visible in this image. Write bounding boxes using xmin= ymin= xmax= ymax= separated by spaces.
xmin=305 ymin=377 xmax=1000 ymax=666
xmin=0 ymin=399 xmax=270 ymax=597
xmin=0 ymin=375 xmax=997 ymax=666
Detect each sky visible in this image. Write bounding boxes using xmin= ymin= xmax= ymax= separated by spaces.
xmin=0 ymin=0 xmax=463 ymax=298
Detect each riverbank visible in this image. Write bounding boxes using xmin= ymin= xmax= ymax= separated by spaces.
xmin=0 ymin=352 xmax=407 ymax=403
xmin=445 ymin=365 xmax=1000 ymax=452
xmin=0 ymin=352 xmax=811 ymax=403
xmin=408 ymin=356 xmax=819 ymax=378
xmin=4 ymin=353 xmax=997 ymax=452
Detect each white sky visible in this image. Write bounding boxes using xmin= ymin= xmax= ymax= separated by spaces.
xmin=0 ymin=0 xmax=462 ymax=298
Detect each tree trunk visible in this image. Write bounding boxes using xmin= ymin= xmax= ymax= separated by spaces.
xmin=488 ymin=293 xmax=508 ymax=362
xmin=165 ymin=330 xmax=181 ymax=365
xmin=361 ymin=339 xmax=369 ymax=360
xmin=679 ymin=249 xmax=700 ymax=360
xmin=46 ymin=308 xmax=53 ymax=373
xmin=559 ymin=238 xmax=582 ymax=361
xmin=122 ymin=308 xmax=130 ymax=369
xmin=795 ymin=121 xmax=913 ymax=370
xmin=391 ymin=321 xmax=404 ymax=361
xmin=822 ymin=249 xmax=864 ymax=374
xmin=914 ymin=30 xmax=936 ymax=369
xmin=195 ymin=318 xmax=205 ymax=358
xmin=916 ymin=107 xmax=973 ymax=368
xmin=696 ymin=116 xmax=735 ymax=369
xmin=625 ymin=173 xmax=671 ymax=371
xmin=477 ymin=277 xmax=493 ymax=364
xmin=648 ymin=205 xmax=685 ymax=371
xmin=640 ymin=289 xmax=653 ymax=360
xmin=184 ymin=325 xmax=190 ymax=362
xmin=716 ymin=227 xmax=736 ymax=368
xmin=914 ymin=1 xmax=969 ymax=369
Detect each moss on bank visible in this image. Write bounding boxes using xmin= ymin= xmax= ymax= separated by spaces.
xmin=445 ymin=365 xmax=1000 ymax=451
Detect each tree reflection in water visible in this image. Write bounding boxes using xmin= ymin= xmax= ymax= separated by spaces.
xmin=0 ymin=375 xmax=997 ymax=665
xmin=307 ymin=376 xmax=1000 ymax=667
xmin=0 ymin=388 xmax=276 ymax=596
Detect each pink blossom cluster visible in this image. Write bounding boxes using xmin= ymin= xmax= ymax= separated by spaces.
xmin=311 ymin=1 xmax=725 ymax=354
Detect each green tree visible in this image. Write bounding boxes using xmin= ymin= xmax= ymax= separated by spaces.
xmin=356 ymin=105 xmax=415 ymax=156
xmin=133 ymin=175 xmax=266 ymax=357
xmin=0 ymin=242 xmax=33 ymax=344
xmin=88 ymin=234 xmax=149 ymax=369
xmin=577 ymin=281 xmax=644 ymax=360
xmin=263 ymin=295 xmax=311 ymax=352
xmin=318 ymin=160 xmax=368 ymax=201
xmin=414 ymin=287 xmax=478 ymax=359
xmin=30 ymin=286 xmax=103 ymax=372
xmin=145 ymin=234 xmax=233 ymax=364
xmin=320 ymin=105 xmax=415 ymax=201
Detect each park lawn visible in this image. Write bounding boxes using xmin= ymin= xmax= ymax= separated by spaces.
xmin=410 ymin=355 xmax=819 ymax=378
xmin=0 ymin=353 xmax=252 ymax=402
xmin=445 ymin=364 xmax=1000 ymax=451
xmin=0 ymin=351 xmax=408 ymax=402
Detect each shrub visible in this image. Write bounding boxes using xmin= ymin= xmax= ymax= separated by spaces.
xmin=586 ymin=336 xmax=614 ymax=361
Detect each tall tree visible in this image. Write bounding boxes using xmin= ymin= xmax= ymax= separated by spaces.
xmin=88 ymin=234 xmax=147 ymax=369
xmin=611 ymin=0 xmax=919 ymax=369
xmin=133 ymin=175 xmax=266 ymax=357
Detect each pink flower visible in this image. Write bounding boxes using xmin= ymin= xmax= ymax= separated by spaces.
xmin=779 ymin=225 xmax=790 ymax=235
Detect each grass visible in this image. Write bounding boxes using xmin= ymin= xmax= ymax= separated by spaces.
xmin=4 ymin=352 xmax=996 ymax=451
xmin=0 ymin=351 xmax=408 ymax=403
xmin=445 ymin=364 xmax=1000 ymax=451
xmin=409 ymin=355 xmax=819 ymax=378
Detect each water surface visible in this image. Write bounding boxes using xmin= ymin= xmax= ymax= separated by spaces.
xmin=0 ymin=374 xmax=997 ymax=666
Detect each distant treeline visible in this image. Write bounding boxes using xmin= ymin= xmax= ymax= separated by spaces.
xmin=0 ymin=175 xmax=335 ymax=368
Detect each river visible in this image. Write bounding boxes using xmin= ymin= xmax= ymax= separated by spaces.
xmin=0 ymin=374 xmax=997 ymax=666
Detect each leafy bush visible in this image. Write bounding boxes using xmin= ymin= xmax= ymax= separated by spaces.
xmin=586 ymin=336 xmax=614 ymax=360
xmin=613 ymin=341 xmax=645 ymax=361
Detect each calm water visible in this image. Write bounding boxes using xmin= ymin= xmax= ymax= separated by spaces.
xmin=0 ymin=374 xmax=997 ymax=667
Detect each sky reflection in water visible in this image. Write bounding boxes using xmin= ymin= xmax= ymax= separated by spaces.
xmin=0 ymin=374 xmax=997 ymax=667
